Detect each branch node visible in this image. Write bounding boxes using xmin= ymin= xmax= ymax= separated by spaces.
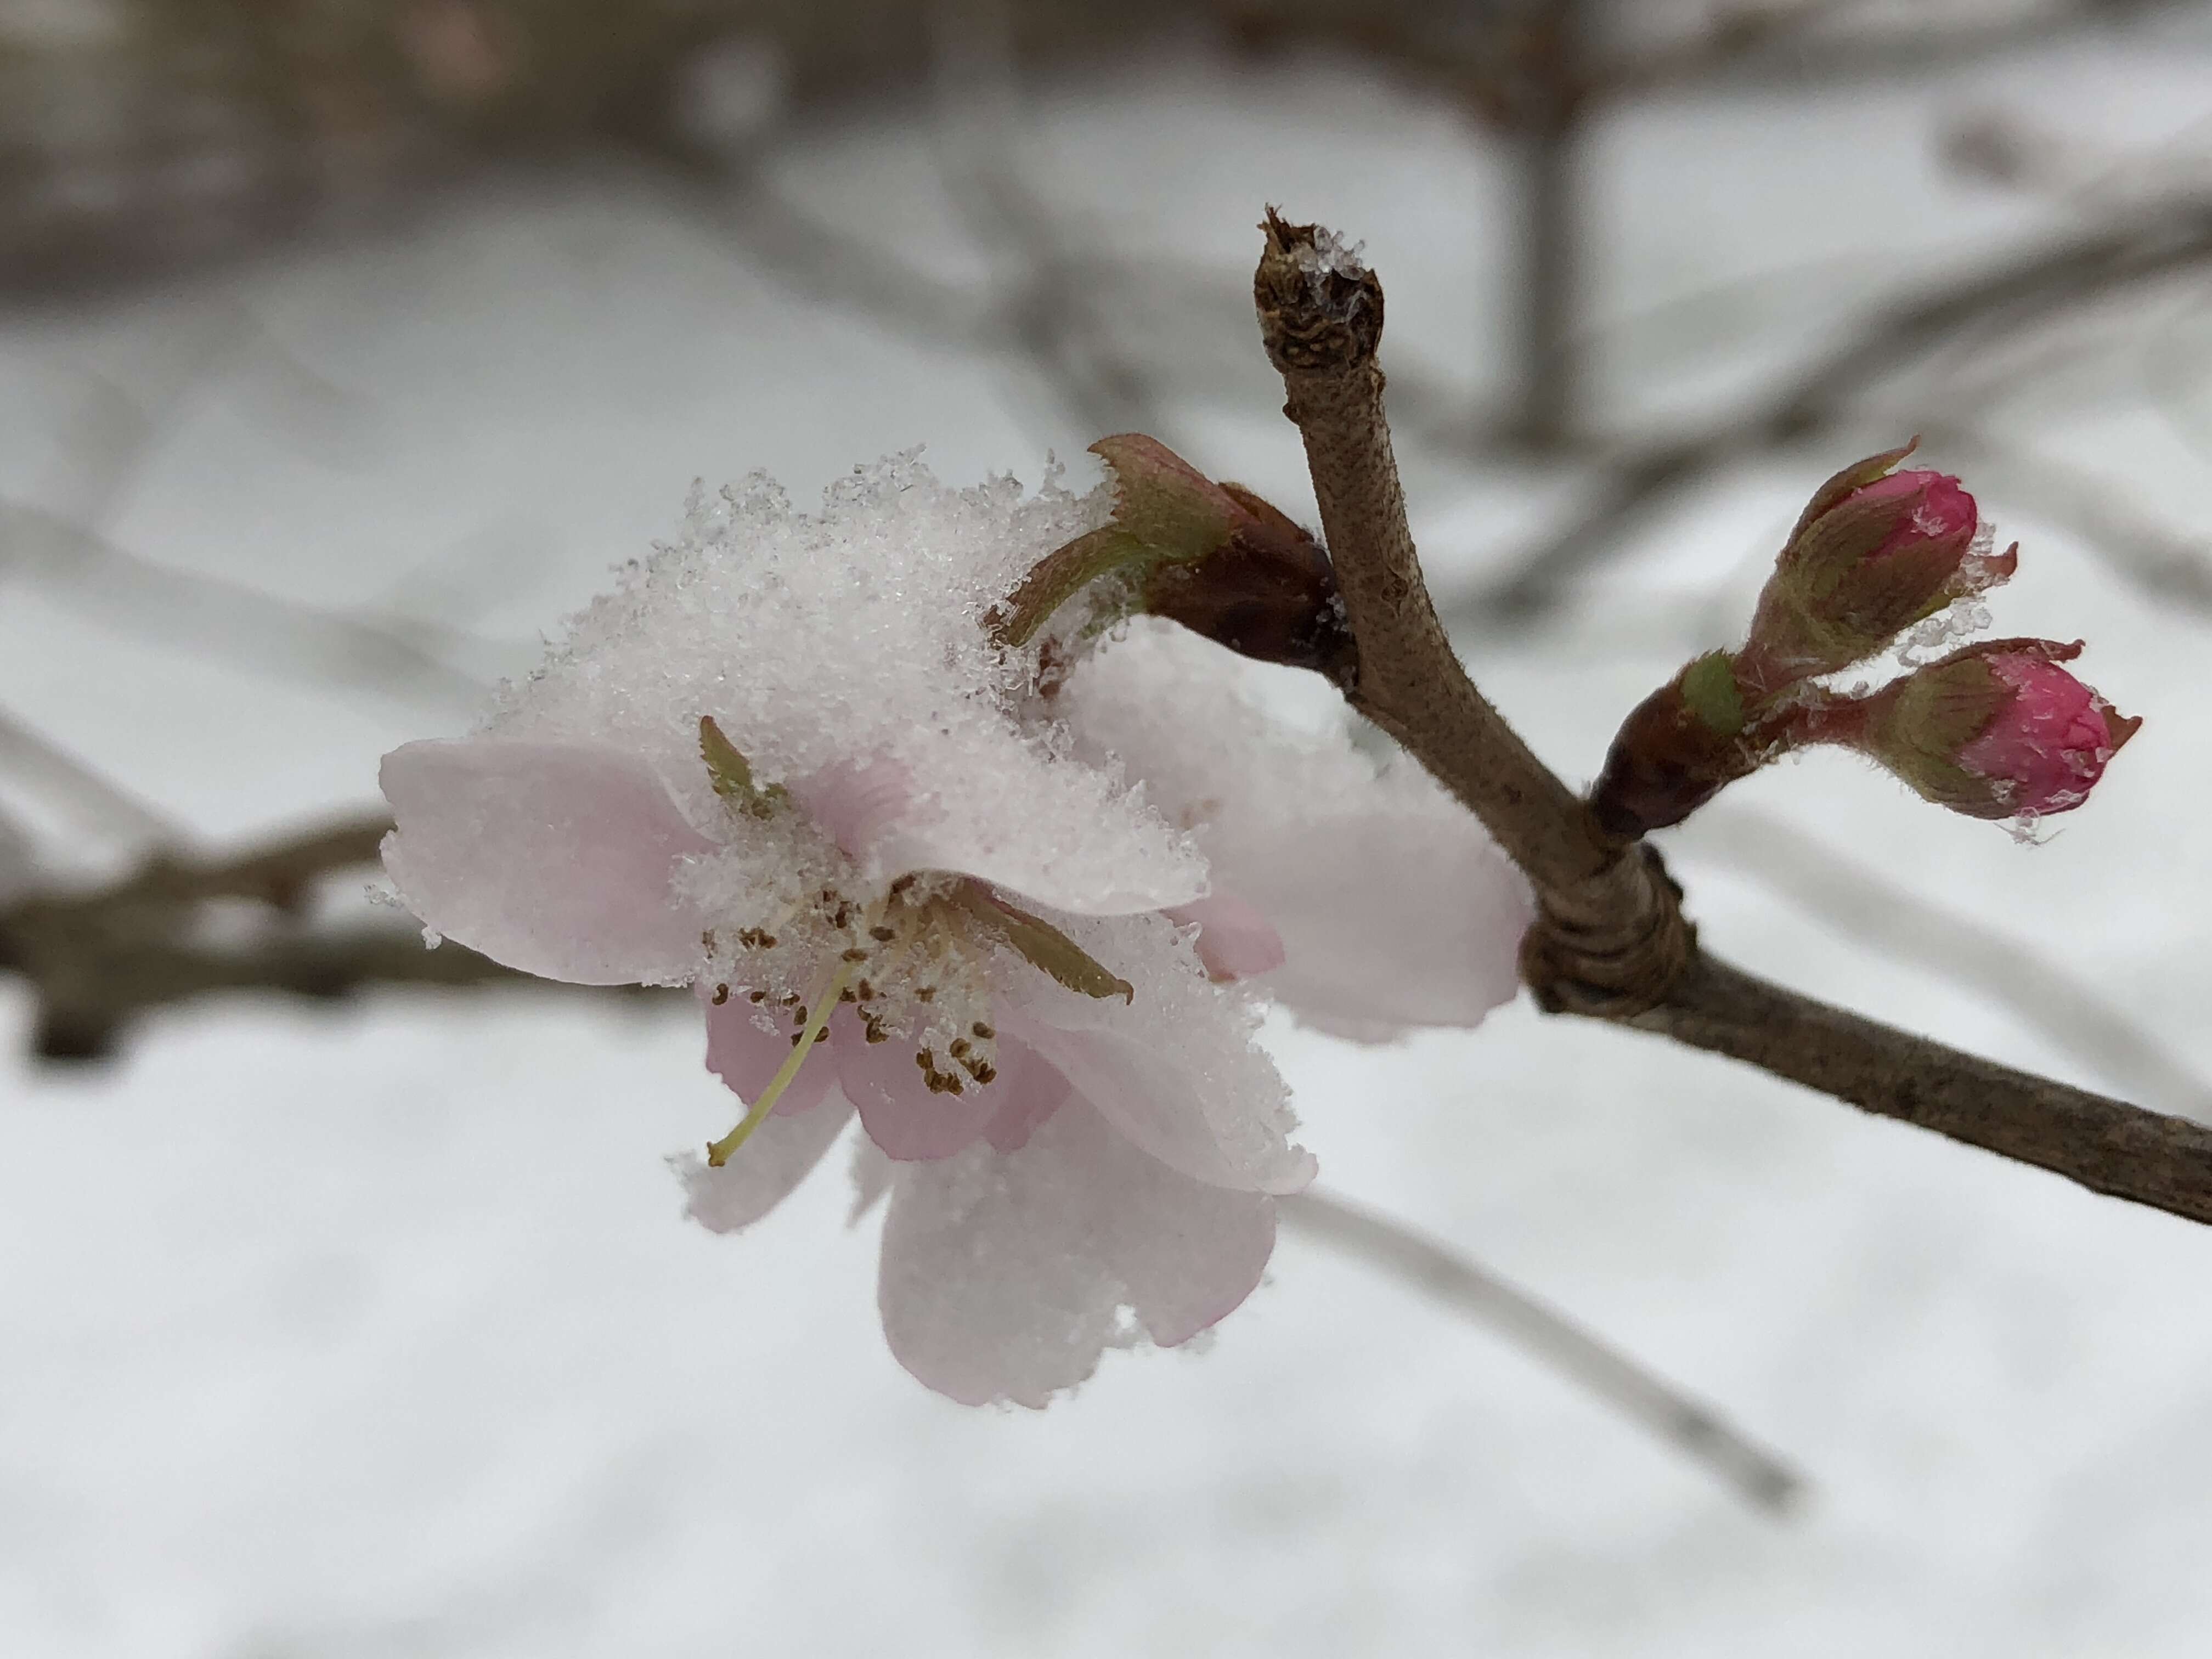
xmin=1521 ymin=844 xmax=1695 ymax=1019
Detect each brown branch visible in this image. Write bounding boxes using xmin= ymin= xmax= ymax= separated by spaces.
xmin=1635 ymin=955 xmax=2212 ymax=1224
xmin=1681 ymin=806 xmax=2212 ymax=1122
xmin=1252 ymin=210 xmax=2212 ymax=1232
xmin=1283 ymin=1190 xmax=1803 ymax=1511
xmin=1254 ymin=210 xmax=1688 ymax=1014
xmin=0 ymin=814 xmax=665 ymax=1060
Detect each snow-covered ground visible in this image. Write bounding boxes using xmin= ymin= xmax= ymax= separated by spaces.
xmin=3 ymin=20 xmax=2211 ymax=1656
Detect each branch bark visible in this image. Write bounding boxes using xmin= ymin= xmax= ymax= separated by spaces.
xmin=1252 ymin=209 xmax=2212 ymax=1233
xmin=0 ymin=815 xmax=668 ymax=1060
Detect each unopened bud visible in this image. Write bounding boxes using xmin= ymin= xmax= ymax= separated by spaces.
xmin=1588 ymin=651 xmax=1770 ymax=838
xmin=995 ymin=435 xmax=1354 ymax=683
xmin=1740 ymin=443 xmax=2015 ymax=691
xmin=1855 ymin=638 xmax=2139 ymax=821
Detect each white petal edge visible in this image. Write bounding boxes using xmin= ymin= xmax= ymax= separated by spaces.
xmin=674 ymin=1093 xmax=856 ymax=1234
xmin=1002 ymin=1008 xmax=1315 ymax=1197
xmin=876 ymin=1096 xmax=1277 ymax=1407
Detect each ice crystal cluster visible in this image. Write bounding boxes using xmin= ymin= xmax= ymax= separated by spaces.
xmin=381 ymin=453 xmax=1528 ymax=1406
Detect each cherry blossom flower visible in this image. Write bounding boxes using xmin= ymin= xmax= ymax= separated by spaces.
xmin=379 ymin=451 xmax=1532 ymax=1406
xmin=382 ymin=455 xmax=1324 ymax=1406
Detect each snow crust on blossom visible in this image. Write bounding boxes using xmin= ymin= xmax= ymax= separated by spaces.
xmin=482 ymin=453 xmax=1205 ymax=923
xmin=1058 ymin=619 xmax=1532 ymax=1039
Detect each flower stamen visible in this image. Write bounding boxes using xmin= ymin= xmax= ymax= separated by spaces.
xmin=705 ymin=953 xmax=860 ymax=1167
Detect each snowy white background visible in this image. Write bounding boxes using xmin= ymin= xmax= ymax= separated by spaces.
xmin=4 ymin=10 xmax=2212 ymax=1655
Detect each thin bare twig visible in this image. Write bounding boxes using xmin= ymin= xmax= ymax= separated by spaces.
xmin=1458 ymin=198 xmax=2212 ymax=619
xmin=0 ymin=707 xmax=184 ymax=846
xmin=1600 ymin=0 xmax=2174 ymax=95
xmin=1678 ymin=807 xmax=2212 ymax=1122
xmin=0 ymin=814 xmax=670 ymax=1059
xmin=928 ymin=2 xmax=1163 ymax=439
xmin=0 ymin=499 xmax=488 ymax=708
xmin=1253 ymin=209 xmax=2212 ymax=1232
xmin=1915 ymin=423 xmax=2212 ymax=613
xmin=1283 ymin=1189 xmax=1803 ymax=1511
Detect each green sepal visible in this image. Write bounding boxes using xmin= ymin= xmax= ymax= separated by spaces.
xmin=949 ymin=883 xmax=1134 ymax=1002
xmin=1680 ymin=651 xmax=1746 ymax=736
xmin=698 ymin=715 xmax=788 ymax=819
xmin=992 ymin=435 xmax=1242 ymax=648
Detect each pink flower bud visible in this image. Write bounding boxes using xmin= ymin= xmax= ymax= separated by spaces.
xmin=1857 ymin=638 xmax=2139 ymax=822
xmin=1740 ymin=443 xmax=2016 ymax=690
xmin=1956 ymin=650 xmax=2141 ymax=817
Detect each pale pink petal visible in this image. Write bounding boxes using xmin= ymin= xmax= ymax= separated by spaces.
xmin=1058 ymin=621 xmax=1531 ymax=1036
xmin=380 ymin=738 xmax=712 ymax=986
xmin=834 ymin=1024 xmax=998 ymax=1161
xmin=1218 ymin=809 xmax=1530 ymax=1032
xmin=981 ymin=1038 xmax=1073 ymax=1154
xmin=1003 ymin=1009 xmax=1314 ymax=1195
xmin=849 ymin=1137 xmax=895 ymax=1224
xmin=702 ymin=990 xmax=838 ymax=1120
xmin=673 ymin=1093 xmax=855 ymax=1233
xmin=877 ymin=1097 xmax=1276 ymax=1407
xmin=1165 ymin=891 xmax=1287 ymax=980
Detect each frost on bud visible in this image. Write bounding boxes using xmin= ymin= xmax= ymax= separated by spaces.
xmin=1855 ymin=639 xmax=2140 ymax=821
xmin=994 ymin=435 xmax=1355 ymax=684
xmin=1739 ymin=443 xmax=2016 ymax=691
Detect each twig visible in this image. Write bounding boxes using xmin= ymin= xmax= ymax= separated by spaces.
xmin=1600 ymin=0 xmax=2172 ymax=95
xmin=1506 ymin=0 xmax=1587 ymax=450
xmin=0 ymin=814 xmax=667 ymax=1059
xmin=1634 ymin=955 xmax=2212 ymax=1222
xmin=1252 ymin=209 xmax=1686 ymax=1008
xmin=1252 ymin=210 xmax=2212 ymax=1232
xmin=1915 ymin=422 xmax=2212 ymax=613
xmin=0 ymin=499 xmax=488 ymax=708
xmin=0 ymin=707 xmax=184 ymax=846
xmin=1282 ymin=1190 xmax=1802 ymax=1511
xmin=1678 ymin=807 xmax=2212 ymax=1123
xmin=629 ymin=133 xmax=988 ymax=348
xmin=928 ymin=2 xmax=1163 ymax=439
xmin=1459 ymin=198 xmax=2212 ymax=618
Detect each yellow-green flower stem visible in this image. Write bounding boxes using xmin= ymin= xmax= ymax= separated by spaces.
xmin=704 ymin=955 xmax=860 ymax=1167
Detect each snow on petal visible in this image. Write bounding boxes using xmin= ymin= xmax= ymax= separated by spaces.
xmin=380 ymin=738 xmax=712 ymax=985
xmin=674 ymin=1094 xmax=855 ymax=1234
xmin=1165 ymin=892 xmax=1287 ymax=980
xmin=877 ymin=1096 xmax=1277 ymax=1407
xmin=480 ymin=455 xmax=1204 ymax=921
xmin=1059 ymin=619 xmax=1531 ymax=1035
